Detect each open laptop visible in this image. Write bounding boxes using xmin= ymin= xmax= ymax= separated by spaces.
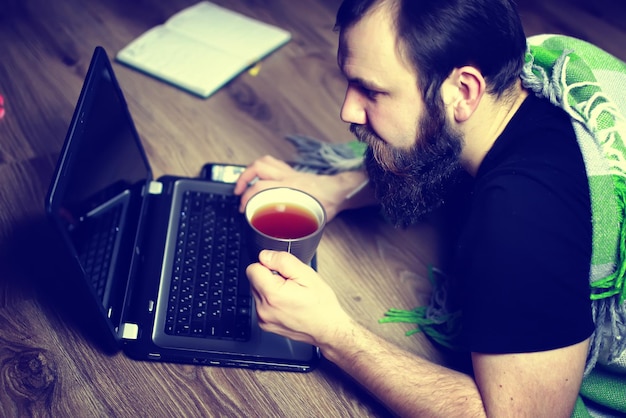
xmin=44 ymin=46 xmax=319 ymax=371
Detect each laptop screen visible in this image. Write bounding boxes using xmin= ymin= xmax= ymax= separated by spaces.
xmin=63 ymin=69 xmax=149 ymax=219
xmin=47 ymin=47 xmax=152 ymax=311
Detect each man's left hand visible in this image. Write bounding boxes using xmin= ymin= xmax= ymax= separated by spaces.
xmin=246 ymin=250 xmax=351 ymax=346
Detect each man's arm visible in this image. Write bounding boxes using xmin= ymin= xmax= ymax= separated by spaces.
xmin=471 ymin=340 xmax=589 ymax=417
xmin=247 ymin=251 xmax=589 ymax=418
xmin=322 ymin=319 xmax=487 ymax=417
xmin=325 ymin=321 xmax=589 ymax=418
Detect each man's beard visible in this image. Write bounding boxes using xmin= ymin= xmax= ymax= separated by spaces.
xmin=351 ymin=100 xmax=464 ymax=228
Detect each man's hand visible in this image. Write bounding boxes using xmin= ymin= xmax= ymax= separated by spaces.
xmin=234 ymin=155 xmax=374 ymax=221
xmin=246 ymin=250 xmax=352 ymax=346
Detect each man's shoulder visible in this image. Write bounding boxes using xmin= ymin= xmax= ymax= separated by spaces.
xmin=480 ymin=94 xmax=581 ymax=178
xmin=508 ymin=94 xmax=573 ymax=139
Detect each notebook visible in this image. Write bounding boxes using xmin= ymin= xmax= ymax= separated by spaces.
xmin=115 ymin=1 xmax=291 ymax=98
xmin=44 ymin=46 xmax=319 ymax=372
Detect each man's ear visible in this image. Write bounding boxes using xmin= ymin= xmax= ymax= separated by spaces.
xmin=443 ymin=66 xmax=486 ymax=122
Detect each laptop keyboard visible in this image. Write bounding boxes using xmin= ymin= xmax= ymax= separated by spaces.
xmin=79 ymin=205 xmax=123 ymax=300
xmin=164 ymin=191 xmax=252 ymax=341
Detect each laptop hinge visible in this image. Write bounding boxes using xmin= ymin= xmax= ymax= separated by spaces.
xmin=148 ymin=181 xmax=163 ymax=195
xmin=120 ymin=323 xmax=139 ymax=340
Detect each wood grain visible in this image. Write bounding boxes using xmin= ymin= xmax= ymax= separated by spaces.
xmin=0 ymin=0 xmax=624 ymax=416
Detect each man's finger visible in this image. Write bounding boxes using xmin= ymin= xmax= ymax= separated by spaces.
xmin=234 ymin=166 xmax=261 ymax=194
xmin=234 ymin=158 xmax=290 ymax=196
xmin=257 ymin=250 xmax=313 ymax=285
xmin=246 ymin=260 xmax=287 ymax=295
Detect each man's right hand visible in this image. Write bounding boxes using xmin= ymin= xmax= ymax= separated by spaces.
xmin=234 ymin=155 xmax=373 ymax=221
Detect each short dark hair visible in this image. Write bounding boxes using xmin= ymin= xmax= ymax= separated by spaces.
xmin=335 ymin=0 xmax=527 ymax=103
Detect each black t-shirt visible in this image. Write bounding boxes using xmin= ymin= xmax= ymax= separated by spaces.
xmin=455 ymin=94 xmax=595 ymax=354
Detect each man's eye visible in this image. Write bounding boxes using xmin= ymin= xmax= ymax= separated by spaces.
xmin=361 ymin=86 xmax=379 ymax=99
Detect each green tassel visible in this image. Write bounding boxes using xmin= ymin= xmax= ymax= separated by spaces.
xmin=379 ymin=266 xmax=463 ymax=350
xmin=347 ymin=140 xmax=367 ymax=158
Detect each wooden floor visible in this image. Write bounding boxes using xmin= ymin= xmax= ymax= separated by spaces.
xmin=0 ymin=0 xmax=624 ymax=417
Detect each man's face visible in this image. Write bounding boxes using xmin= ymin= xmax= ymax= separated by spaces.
xmin=338 ymin=5 xmax=464 ymax=226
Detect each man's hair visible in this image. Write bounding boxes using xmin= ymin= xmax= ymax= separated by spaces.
xmin=335 ymin=0 xmax=527 ymax=103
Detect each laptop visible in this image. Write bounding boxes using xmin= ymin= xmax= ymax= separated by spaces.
xmin=44 ymin=46 xmax=319 ymax=372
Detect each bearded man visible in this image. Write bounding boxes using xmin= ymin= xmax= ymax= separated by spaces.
xmin=234 ymin=0 xmax=594 ymax=416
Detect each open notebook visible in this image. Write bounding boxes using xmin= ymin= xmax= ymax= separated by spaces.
xmin=44 ymin=46 xmax=318 ymax=371
xmin=116 ymin=1 xmax=291 ymax=98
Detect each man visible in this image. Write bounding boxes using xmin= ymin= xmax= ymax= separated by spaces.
xmin=234 ymin=0 xmax=595 ymax=416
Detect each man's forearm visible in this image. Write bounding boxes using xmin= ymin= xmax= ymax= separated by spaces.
xmin=333 ymin=170 xmax=377 ymax=212
xmin=319 ymin=319 xmax=487 ymax=418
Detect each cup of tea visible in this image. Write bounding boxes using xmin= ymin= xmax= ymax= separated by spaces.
xmin=244 ymin=187 xmax=326 ymax=265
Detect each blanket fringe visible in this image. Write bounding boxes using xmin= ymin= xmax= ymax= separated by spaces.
xmin=285 ymin=134 xmax=365 ymax=174
xmin=379 ymin=266 xmax=463 ymax=351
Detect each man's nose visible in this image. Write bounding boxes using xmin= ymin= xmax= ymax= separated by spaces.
xmin=340 ymin=87 xmax=366 ymax=125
